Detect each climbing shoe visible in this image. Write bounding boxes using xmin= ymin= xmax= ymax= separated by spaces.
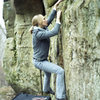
xmin=44 ymin=88 xmax=55 ymax=95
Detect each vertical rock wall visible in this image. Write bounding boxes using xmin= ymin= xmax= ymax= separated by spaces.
xmin=0 ymin=25 xmax=7 ymax=87
xmin=63 ymin=1 xmax=100 ymax=100
xmin=44 ymin=0 xmax=100 ymax=100
xmin=3 ymin=0 xmax=45 ymax=95
xmin=0 ymin=0 xmax=7 ymax=88
xmin=3 ymin=0 xmax=100 ymax=100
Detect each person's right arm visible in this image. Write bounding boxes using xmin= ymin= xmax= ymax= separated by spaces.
xmin=36 ymin=23 xmax=61 ymax=39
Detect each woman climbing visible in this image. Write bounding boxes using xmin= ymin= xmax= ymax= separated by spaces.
xmin=29 ymin=0 xmax=66 ymax=100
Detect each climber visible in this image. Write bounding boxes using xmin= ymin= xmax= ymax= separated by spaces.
xmin=29 ymin=0 xmax=66 ymax=100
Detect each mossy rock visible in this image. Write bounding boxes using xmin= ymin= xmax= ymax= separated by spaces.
xmin=0 ymin=86 xmax=15 ymax=100
xmin=44 ymin=0 xmax=58 ymax=7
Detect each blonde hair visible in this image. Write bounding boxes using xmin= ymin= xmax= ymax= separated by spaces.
xmin=29 ymin=14 xmax=43 ymax=34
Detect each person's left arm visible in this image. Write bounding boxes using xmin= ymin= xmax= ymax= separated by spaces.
xmin=47 ymin=0 xmax=63 ymax=26
xmin=47 ymin=8 xmax=57 ymax=26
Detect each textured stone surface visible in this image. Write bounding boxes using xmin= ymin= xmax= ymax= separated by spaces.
xmin=0 ymin=86 xmax=15 ymax=100
xmin=43 ymin=0 xmax=57 ymax=7
xmin=3 ymin=0 xmax=15 ymax=38
xmin=3 ymin=0 xmax=100 ymax=100
xmin=0 ymin=0 xmax=8 ymax=88
xmin=14 ymin=0 xmax=45 ymax=15
xmin=3 ymin=0 xmax=45 ymax=95
xmin=44 ymin=0 xmax=100 ymax=100
xmin=0 ymin=66 xmax=8 ymax=88
xmin=62 ymin=1 xmax=100 ymax=100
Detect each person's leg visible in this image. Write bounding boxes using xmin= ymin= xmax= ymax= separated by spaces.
xmin=56 ymin=69 xmax=66 ymax=99
xmin=43 ymin=71 xmax=51 ymax=92
xmin=34 ymin=60 xmax=66 ymax=99
xmin=43 ymin=71 xmax=55 ymax=95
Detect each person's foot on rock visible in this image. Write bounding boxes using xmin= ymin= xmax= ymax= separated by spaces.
xmin=43 ymin=88 xmax=55 ymax=95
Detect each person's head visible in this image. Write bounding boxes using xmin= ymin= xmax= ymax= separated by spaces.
xmin=32 ymin=14 xmax=48 ymax=28
xmin=29 ymin=14 xmax=48 ymax=34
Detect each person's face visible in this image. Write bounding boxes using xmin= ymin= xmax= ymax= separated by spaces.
xmin=41 ymin=16 xmax=48 ymax=27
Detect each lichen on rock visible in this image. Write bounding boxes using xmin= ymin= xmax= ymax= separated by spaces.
xmin=3 ymin=0 xmax=100 ymax=100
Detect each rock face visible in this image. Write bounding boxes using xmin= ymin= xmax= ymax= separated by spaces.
xmin=0 ymin=0 xmax=7 ymax=88
xmin=0 ymin=25 xmax=7 ymax=88
xmin=3 ymin=0 xmax=45 ymax=95
xmin=0 ymin=1 xmax=15 ymax=99
xmin=0 ymin=86 xmax=15 ymax=100
xmin=3 ymin=0 xmax=100 ymax=100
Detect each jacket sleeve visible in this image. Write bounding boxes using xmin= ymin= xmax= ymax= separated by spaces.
xmin=36 ymin=23 xmax=61 ymax=40
xmin=47 ymin=9 xmax=56 ymax=26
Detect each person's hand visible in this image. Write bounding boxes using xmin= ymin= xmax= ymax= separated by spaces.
xmin=53 ymin=0 xmax=63 ymax=10
xmin=56 ymin=10 xmax=62 ymax=24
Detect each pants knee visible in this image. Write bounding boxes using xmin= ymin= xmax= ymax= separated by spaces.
xmin=57 ymin=68 xmax=64 ymax=75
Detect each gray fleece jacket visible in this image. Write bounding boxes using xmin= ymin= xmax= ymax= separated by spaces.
xmin=32 ymin=10 xmax=61 ymax=61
